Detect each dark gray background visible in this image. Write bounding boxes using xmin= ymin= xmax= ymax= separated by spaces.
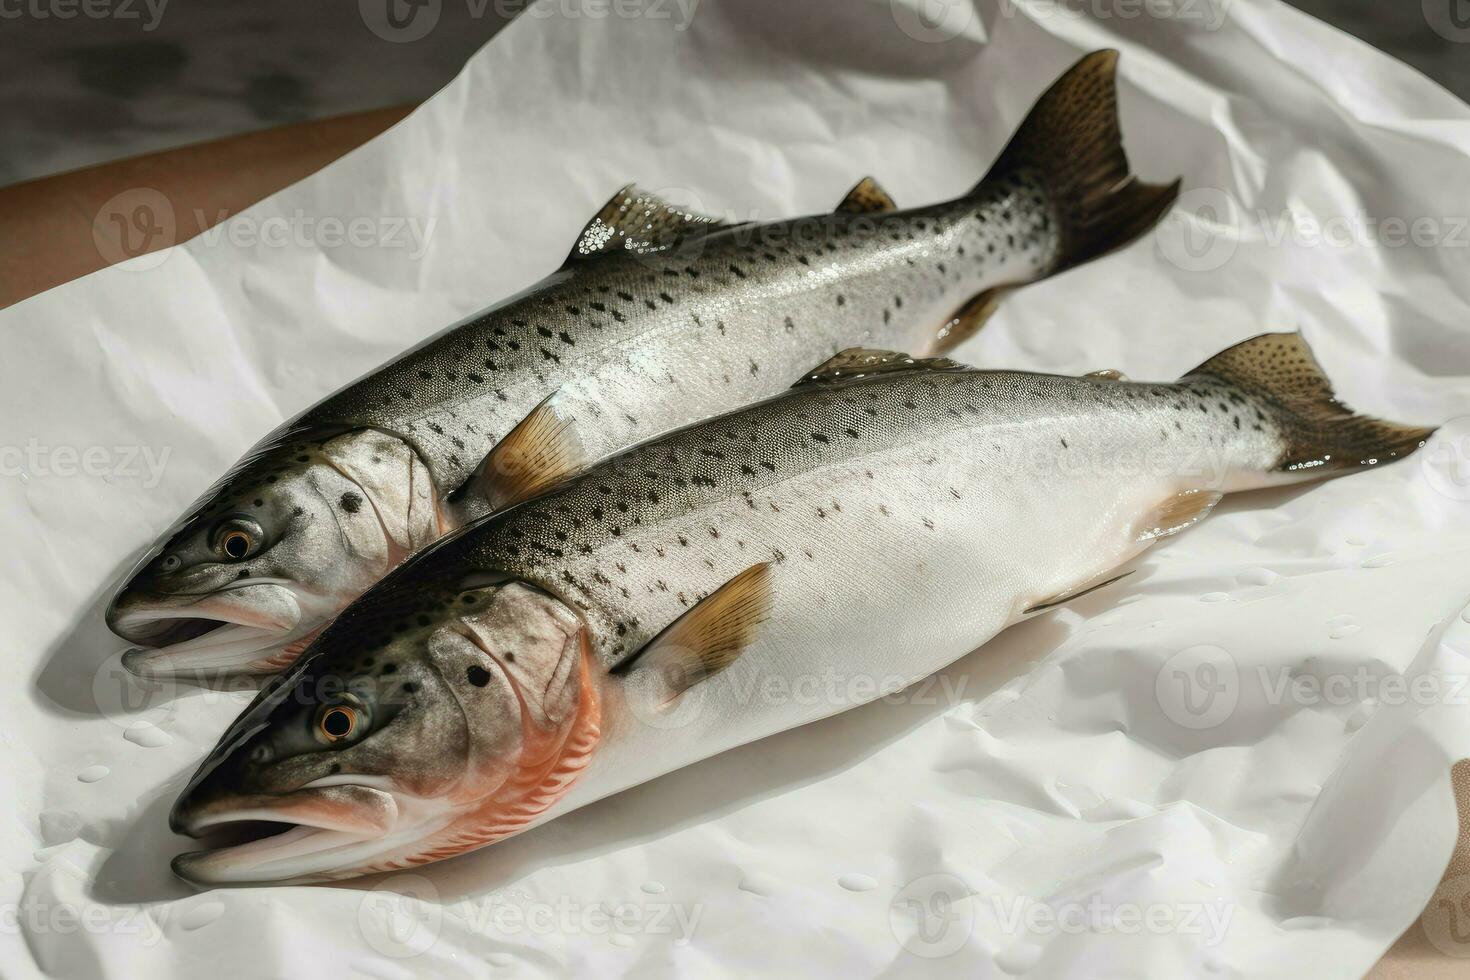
xmin=0 ymin=0 xmax=1464 ymax=186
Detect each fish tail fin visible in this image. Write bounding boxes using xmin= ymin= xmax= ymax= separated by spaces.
xmin=1183 ymin=333 xmax=1436 ymax=481
xmin=979 ymin=49 xmax=1180 ymax=276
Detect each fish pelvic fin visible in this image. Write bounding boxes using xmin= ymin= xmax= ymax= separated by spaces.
xmin=979 ymin=49 xmax=1180 ymax=277
xmin=1182 ymin=332 xmax=1437 ymax=478
xmin=614 ymin=562 xmax=773 ymax=696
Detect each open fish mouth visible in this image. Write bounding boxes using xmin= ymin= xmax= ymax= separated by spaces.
xmin=170 ymin=784 xmax=449 ymax=885
xmin=110 ymin=584 xmax=318 ymax=676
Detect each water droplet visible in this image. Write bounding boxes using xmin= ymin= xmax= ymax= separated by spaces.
xmin=838 ymin=873 xmax=877 ymax=892
xmin=77 ymin=765 xmax=109 ymax=783
xmin=178 ymin=900 xmax=226 ymax=931
xmin=1329 ymin=622 xmax=1361 ymax=639
xmin=1460 ymin=605 xmax=1470 ymax=625
xmin=1345 ymin=535 xmax=1367 ymax=547
xmin=610 ymin=934 xmax=634 ymax=948
xmin=486 ymin=953 xmax=514 ymax=967
xmin=1243 ymin=567 xmax=1279 ymax=587
xmin=640 ymin=881 xmax=665 ymax=895
xmin=996 ymin=941 xmax=1043 ymax=973
xmin=1201 ymin=592 xmax=1230 ymax=603
xmin=738 ymin=872 xmax=779 ymax=897
xmin=1361 ymin=554 xmax=1395 ymax=569
xmin=123 ymin=723 xmax=170 ymax=748
xmin=1346 ymin=701 xmax=1376 ymax=732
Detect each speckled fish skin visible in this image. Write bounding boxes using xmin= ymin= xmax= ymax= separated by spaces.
xmin=108 ymin=49 xmax=1179 ymax=677
xmin=167 ymin=335 xmax=1433 ymax=884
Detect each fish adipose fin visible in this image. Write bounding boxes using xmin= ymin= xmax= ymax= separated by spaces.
xmin=1182 ymin=333 xmax=1437 ymax=478
xmin=1135 ymin=489 xmax=1223 ymax=542
xmin=836 ymin=177 xmax=897 ymax=214
xmin=467 ymin=395 xmax=589 ymax=510
xmin=567 ymin=185 xmax=733 ymax=262
xmin=793 ymin=347 xmax=969 ymax=387
xmin=934 ymin=50 xmax=1182 ymax=354
xmin=615 ymin=562 xmax=772 ymax=696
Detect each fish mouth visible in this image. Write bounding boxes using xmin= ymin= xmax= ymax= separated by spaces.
xmin=170 ymin=783 xmax=443 ymax=886
xmin=110 ymin=584 xmax=321 ymax=677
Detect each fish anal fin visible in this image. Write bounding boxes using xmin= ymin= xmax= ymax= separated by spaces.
xmin=1135 ymin=489 xmax=1223 ymax=542
xmin=616 ymin=562 xmax=772 ymax=695
xmin=933 ymin=286 xmax=1014 ymax=355
xmin=836 ymin=177 xmax=897 ymax=214
xmin=793 ymin=347 xmax=969 ymax=388
xmin=567 ymin=185 xmax=730 ymax=263
xmin=1024 ymin=570 xmax=1135 ymax=615
xmin=469 ymin=395 xmax=588 ymax=511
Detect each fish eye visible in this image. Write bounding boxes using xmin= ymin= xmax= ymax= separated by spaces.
xmin=212 ymin=517 xmax=264 ymax=562
xmin=317 ymin=704 xmax=358 ymax=743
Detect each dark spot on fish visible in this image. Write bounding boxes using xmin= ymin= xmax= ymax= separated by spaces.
xmin=466 ymin=666 xmax=490 ymax=687
xmin=340 ymin=492 xmax=362 ymax=514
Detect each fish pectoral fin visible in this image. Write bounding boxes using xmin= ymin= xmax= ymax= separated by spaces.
xmin=1134 ymin=489 xmax=1223 ymax=542
xmin=466 ymin=394 xmax=589 ymax=511
xmin=614 ymin=562 xmax=773 ymax=696
xmin=835 ymin=176 xmax=897 ymax=214
xmin=1085 ymin=368 xmax=1128 ymax=382
xmin=566 ymin=184 xmax=733 ymax=263
xmin=792 ymin=347 xmax=970 ymax=388
xmin=933 ymin=286 xmax=1017 ymax=355
xmin=1024 ymin=569 xmax=1135 ymax=615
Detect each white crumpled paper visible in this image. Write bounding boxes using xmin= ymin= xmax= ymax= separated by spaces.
xmin=5 ymin=0 xmax=1470 ymax=976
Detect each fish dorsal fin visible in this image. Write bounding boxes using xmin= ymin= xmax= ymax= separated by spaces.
xmin=616 ymin=562 xmax=772 ymax=696
xmin=467 ymin=395 xmax=588 ymax=511
xmin=1086 ymin=369 xmax=1128 ymax=381
xmin=567 ymin=185 xmax=731 ymax=263
xmin=836 ymin=177 xmax=897 ymax=214
xmin=1135 ymin=489 xmax=1223 ymax=542
xmin=793 ymin=348 xmax=969 ymax=387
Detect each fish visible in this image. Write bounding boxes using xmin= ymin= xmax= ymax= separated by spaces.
xmin=106 ymin=49 xmax=1180 ymax=677
xmin=166 ymin=332 xmax=1434 ymax=884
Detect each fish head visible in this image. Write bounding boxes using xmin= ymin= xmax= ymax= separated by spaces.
xmin=169 ymin=576 xmax=602 ymax=885
xmin=107 ymin=428 xmax=441 ymax=677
